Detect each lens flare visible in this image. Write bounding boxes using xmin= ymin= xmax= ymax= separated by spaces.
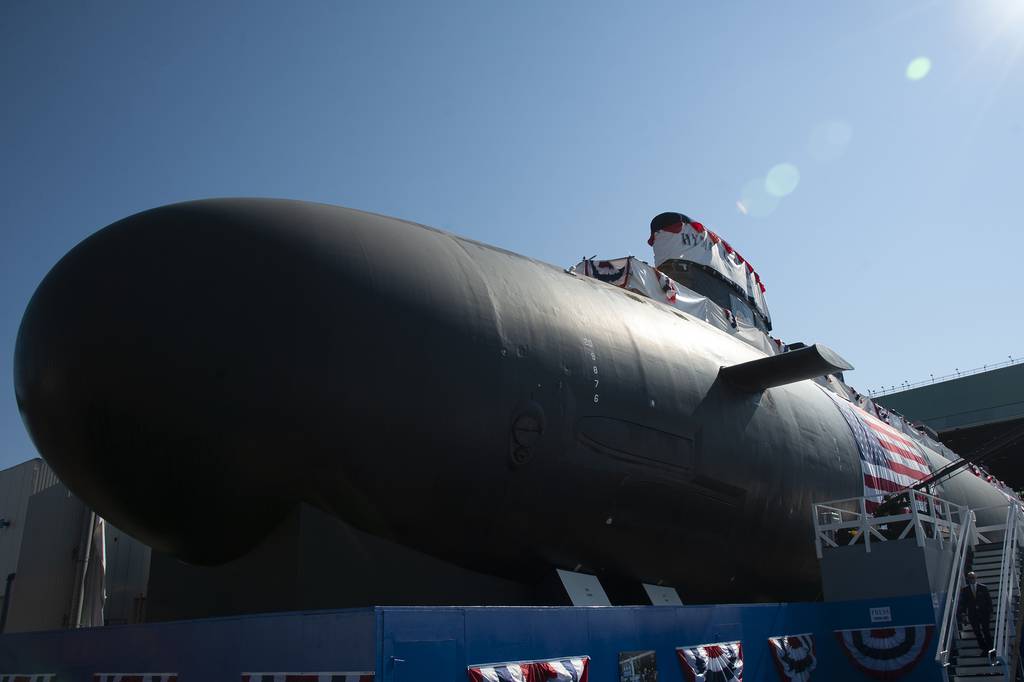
xmin=808 ymin=120 xmax=853 ymax=162
xmin=765 ymin=163 xmax=800 ymax=197
xmin=740 ymin=178 xmax=781 ymax=218
xmin=906 ymin=57 xmax=932 ymax=80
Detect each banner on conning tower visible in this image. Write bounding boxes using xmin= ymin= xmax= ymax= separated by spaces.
xmin=647 ymin=215 xmax=769 ymax=319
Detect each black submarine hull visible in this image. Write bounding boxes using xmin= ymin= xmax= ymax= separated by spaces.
xmin=13 ymin=198 xmax=1009 ymax=602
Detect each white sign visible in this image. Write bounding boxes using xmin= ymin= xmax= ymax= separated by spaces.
xmin=643 ymin=583 xmax=684 ymax=606
xmin=870 ymin=606 xmax=892 ymax=623
xmin=556 ymin=568 xmax=611 ymax=606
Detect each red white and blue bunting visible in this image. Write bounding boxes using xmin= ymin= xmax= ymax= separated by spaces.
xmin=647 ymin=213 xmax=769 ymax=318
xmin=767 ymin=634 xmax=816 ymax=682
xmin=1 ymin=676 xmax=55 ymax=682
xmin=467 ymin=655 xmax=589 ymax=682
xmin=242 ymin=674 xmax=373 ymax=682
xmin=676 ymin=641 xmax=743 ymax=682
xmin=834 ymin=625 xmax=933 ymax=679
xmin=581 ymin=259 xmax=630 ymax=287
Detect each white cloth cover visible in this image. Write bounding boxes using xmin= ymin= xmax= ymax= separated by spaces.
xmin=650 ymin=223 xmax=769 ymax=319
xmin=575 ymin=257 xmax=777 ymax=357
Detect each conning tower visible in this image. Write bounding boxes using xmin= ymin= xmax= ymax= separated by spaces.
xmin=648 ymin=211 xmax=771 ymax=333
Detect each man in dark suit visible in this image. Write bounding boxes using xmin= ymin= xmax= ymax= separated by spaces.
xmin=959 ymin=571 xmax=994 ymax=661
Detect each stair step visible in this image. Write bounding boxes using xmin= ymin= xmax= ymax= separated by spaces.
xmin=953 ymin=676 xmax=1005 ymax=681
xmin=957 ymin=630 xmax=1017 ymax=640
xmin=955 ymin=665 xmax=1005 ymax=675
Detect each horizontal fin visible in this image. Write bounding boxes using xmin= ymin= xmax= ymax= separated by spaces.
xmin=719 ymin=344 xmax=853 ymax=392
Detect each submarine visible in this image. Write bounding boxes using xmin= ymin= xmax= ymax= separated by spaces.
xmin=12 ymin=198 xmax=1013 ymax=603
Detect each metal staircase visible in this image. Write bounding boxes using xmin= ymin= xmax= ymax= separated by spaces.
xmin=938 ymin=503 xmax=1024 ymax=682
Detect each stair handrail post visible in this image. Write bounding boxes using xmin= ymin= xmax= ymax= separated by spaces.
xmin=1006 ymin=503 xmax=1024 ymax=678
xmin=860 ymin=496 xmax=871 ymax=553
xmin=912 ymin=492 xmax=924 ymax=548
xmin=936 ymin=509 xmax=975 ymax=666
xmin=993 ymin=502 xmax=1016 ymax=672
xmin=813 ymin=503 xmax=823 ymax=560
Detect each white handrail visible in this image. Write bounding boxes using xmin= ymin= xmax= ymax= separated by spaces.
xmin=993 ymin=504 xmax=1022 ymax=672
xmin=935 ymin=510 xmax=975 ymax=667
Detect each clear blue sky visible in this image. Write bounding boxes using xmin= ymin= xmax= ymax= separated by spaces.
xmin=2 ymin=1 xmax=1023 ymax=469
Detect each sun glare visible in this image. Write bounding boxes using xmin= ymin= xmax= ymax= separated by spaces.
xmin=988 ymin=0 xmax=1024 ymax=26
xmin=961 ymin=0 xmax=1024 ymax=39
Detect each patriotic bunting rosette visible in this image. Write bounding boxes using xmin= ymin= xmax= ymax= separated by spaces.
xmin=467 ymin=655 xmax=589 ymax=682
xmin=676 ymin=641 xmax=743 ymax=682
xmin=834 ymin=625 xmax=933 ymax=679
xmin=581 ymin=259 xmax=630 ymax=287
xmin=242 ymin=674 xmax=373 ymax=682
xmin=767 ymin=634 xmax=816 ymax=681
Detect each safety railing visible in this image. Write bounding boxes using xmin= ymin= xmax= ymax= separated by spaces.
xmin=933 ymin=501 xmax=1023 ymax=673
xmin=993 ymin=503 xmax=1023 ymax=675
xmin=812 ymin=491 xmax=969 ymax=559
xmin=935 ymin=509 xmax=976 ymax=668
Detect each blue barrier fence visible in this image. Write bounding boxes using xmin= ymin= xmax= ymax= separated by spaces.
xmin=377 ymin=596 xmax=939 ymax=681
xmin=0 ymin=595 xmax=942 ymax=681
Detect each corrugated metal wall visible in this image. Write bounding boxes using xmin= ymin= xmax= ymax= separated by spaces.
xmin=0 ymin=459 xmax=152 ymax=631
xmin=3 ymin=482 xmax=90 ymax=631
xmin=32 ymin=461 xmax=61 ymax=495
xmin=0 ymin=459 xmax=48 ymax=600
xmin=104 ymin=522 xmax=151 ymax=625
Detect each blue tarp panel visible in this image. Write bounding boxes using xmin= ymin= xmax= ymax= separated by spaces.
xmin=0 ymin=596 xmax=943 ymax=681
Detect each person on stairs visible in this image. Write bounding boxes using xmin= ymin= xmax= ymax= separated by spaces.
xmin=959 ymin=571 xmax=995 ymax=662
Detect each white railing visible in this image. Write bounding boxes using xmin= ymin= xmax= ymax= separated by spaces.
xmin=813 ymin=491 xmax=969 ymax=559
xmin=935 ymin=510 xmax=976 ymax=667
xmin=993 ymin=503 xmax=1023 ymax=674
